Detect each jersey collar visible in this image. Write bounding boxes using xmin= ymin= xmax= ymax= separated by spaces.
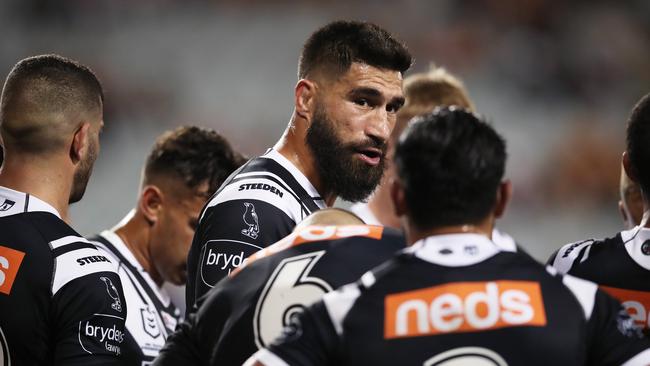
xmin=0 ymin=185 xmax=61 ymax=218
xmin=621 ymin=226 xmax=650 ymax=271
xmin=407 ymin=233 xmax=501 ymax=267
xmin=263 ymin=149 xmax=326 ymax=209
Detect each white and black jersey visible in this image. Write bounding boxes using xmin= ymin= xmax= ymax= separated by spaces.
xmin=252 ymin=233 xmax=650 ymax=366
xmin=549 ymin=226 xmax=650 ymax=332
xmin=155 ymin=225 xmax=405 ymax=366
xmin=0 ymin=186 xmax=127 ymax=365
xmin=90 ymin=230 xmax=181 ymax=365
xmin=186 ymin=149 xmax=326 ymax=312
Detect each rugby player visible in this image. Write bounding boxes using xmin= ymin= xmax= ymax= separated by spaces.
xmin=350 ymin=65 xmax=474 ymax=228
xmin=550 ymin=93 xmax=650 ymax=333
xmin=90 ymin=126 xmax=244 ymax=364
xmin=185 ymin=20 xmax=412 ymax=312
xmin=349 ymin=66 xmax=518 ymax=252
xmin=0 ymin=54 xmax=126 ymax=364
xmin=247 ymin=107 xmax=650 ymax=366
xmin=153 ymin=208 xmax=405 ymax=365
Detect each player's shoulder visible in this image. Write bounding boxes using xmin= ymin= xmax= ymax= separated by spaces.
xmin=49 ymin=233 xmax=117 ymax=295
xmin=549 ymin=232 xmax=623 ymax=275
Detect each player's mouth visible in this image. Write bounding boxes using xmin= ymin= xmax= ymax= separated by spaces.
xmin=355 ymin=147 xmax=383 ymax=166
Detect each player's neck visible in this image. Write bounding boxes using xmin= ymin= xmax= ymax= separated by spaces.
xmin=0 ymin=156 xmax=72 ymax=220
xmin=114 ymin=213 xmax=162 ymax=286
xmin=367 ymin=183 xmax=401 ymax=229
xmin=404 ymin=218 xmax=494 ymax=246
xmin=274 ymin=120 xmax=336 ymax=206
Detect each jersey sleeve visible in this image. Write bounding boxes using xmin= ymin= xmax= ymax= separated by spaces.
xmin=548 ymin=239 xmax=595 ymax=274
xmin=251 ymin=300 xmax=340 ymax=366
xmin=50 ymin=240 xmax=127 ymax=365
xmin=186 ymin=196 xmax=296 ymax=313
xmin=155 ymin=281 xmax=235 ymax=365
xmin=586 ymin=289 xmax=650 ymax=366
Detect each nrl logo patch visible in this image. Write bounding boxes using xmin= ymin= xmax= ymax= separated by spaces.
xmin=0 ymin=199 xmax=15 ymax=212
xmin=241 ymin=202 xmax=260 ymax=239
xmin=141 ymin=307 xmax=161 ymax=338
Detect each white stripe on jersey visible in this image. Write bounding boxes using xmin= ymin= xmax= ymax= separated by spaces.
xmin=50 ymin=235 xmax=93 ymax=249
xmin=561 ymin=274 xmax=597 ymax=320
xmin=409 ymin=234 xmax=501 ymax=267
xmin=622 ymin=348 xmax=650 ymax=366
xmin=51 ymin=246 xmax=116 ymax=295
xmin=206 ymin=177 xmax=301 ymax=222
xmin=323 ymin=283 xmax=361 ymax=336
xmin=551 ymin=240 xmax=595 ymax=275
xmin=244 ymin=349 xmax=289 ymax=366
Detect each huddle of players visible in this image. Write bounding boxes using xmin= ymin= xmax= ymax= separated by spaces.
xmin=1 ymin=19 xmax=650 ymax=366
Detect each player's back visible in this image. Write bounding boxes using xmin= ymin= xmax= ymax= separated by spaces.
xmin=549 ymin=226 xmax=650 ymax=331
xmin=155 ymin=225 xmax=405 ymax=366
xmin=0 ymin=187 xmax=126 ymax=364
xmin=259 ymin=233 xmax=650 ymax=366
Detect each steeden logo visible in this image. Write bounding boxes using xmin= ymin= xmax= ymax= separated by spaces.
xmin=0 ymin=245 xmax=25 ymax=295
xmin=384 ymin=280 xmax=546 ymax=339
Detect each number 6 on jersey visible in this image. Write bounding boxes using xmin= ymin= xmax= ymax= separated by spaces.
xmin=253 ymin=251 xmax=332 ymax=348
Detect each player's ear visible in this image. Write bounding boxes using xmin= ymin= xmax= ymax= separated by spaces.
xmin=294 ymin=78 xmax=317 ymax=121
xmin=390 ymin=178 xmax=407 ymax=217
xmin=494 ymin=180 xmax=512 ymax=219
xmin=623 ymin=151 xmax=639 ymax=183
xmin=70 ymin=122 xmax=91 ymax=164
xmin=139 ymin=185 xmax=164 ymax=225
xmin=619 ymin=200 xmax=630 ymax=225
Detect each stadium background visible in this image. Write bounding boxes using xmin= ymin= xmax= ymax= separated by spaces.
xmin=1 ymin=0 xmax=649 ymax=261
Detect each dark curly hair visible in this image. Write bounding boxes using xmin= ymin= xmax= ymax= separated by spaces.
xmin=144 ymin=126 xmax=246 ymax=196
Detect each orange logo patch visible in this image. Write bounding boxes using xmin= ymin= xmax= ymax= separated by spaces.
xmin=385 ymin=281 xmax=546 ymax=339
xmin=232 ymin=225 xmax=384 ymax=276
xmin=0 ymin=246 xmax=25 ymax=295
xmin=601 ymin=286 xmax=650 ymax=329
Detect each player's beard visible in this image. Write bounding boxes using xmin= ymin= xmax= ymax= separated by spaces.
xmin=306 ymin=103 xmax=387 ymax=202
xmin=69 ymin=137 xmax=98 ymax=204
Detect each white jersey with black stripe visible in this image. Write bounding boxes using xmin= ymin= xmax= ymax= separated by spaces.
xmin=0 ymin=186 xmax=126 ymax=365
xmin=91 ymin=229 xmax=181 ymax=365
xmin=186 ymin=149 xmax=326 ymax=312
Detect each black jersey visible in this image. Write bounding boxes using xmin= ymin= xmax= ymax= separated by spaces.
xmin=549 ymin=226 xmax=650 ymax=332
xmin=186 ymin=149 xmax=326 ymax=313
xmin=252 ymin=233 xmax=650 ymax=366
xmin=155 ymin=225 xmax=405 ymax=366
xmin=0 ymin=186 xmax=127 ymax=365
xmin=91 ymin=230 xmax=182 ymax=365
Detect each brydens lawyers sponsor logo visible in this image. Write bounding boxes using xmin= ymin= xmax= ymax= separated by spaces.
xmin=384 ymin=281 xmax=546 ymax=339
xmin=601 ymin=285 xmax=650 ymax=329
xmin=201 ymin=240 xmax=262 ymax=286
xmin=79 ymin=314 xmax=124 ymax=355
xmin=0 ymin=245 xmax=25 ymax=295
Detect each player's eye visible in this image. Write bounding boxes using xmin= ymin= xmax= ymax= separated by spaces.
xmin=355 ymin=98 xmax=369 ymax=107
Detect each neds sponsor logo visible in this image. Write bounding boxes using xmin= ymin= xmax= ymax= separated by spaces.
xmin=385 ymin=281 xmax=546 ymax=339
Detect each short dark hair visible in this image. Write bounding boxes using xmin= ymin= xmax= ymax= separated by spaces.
xmin=144 ymin=126 xmax=246 ymax=196
xmin=394 ymin=107 xmax=507 ymax=230
xmin=0 ymin=54 xmax=103 ymax=153
xmin=298 ymin=20 xmax=412 ymax=79
xmin=626 ymin=93 xmax=650 ymax=197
